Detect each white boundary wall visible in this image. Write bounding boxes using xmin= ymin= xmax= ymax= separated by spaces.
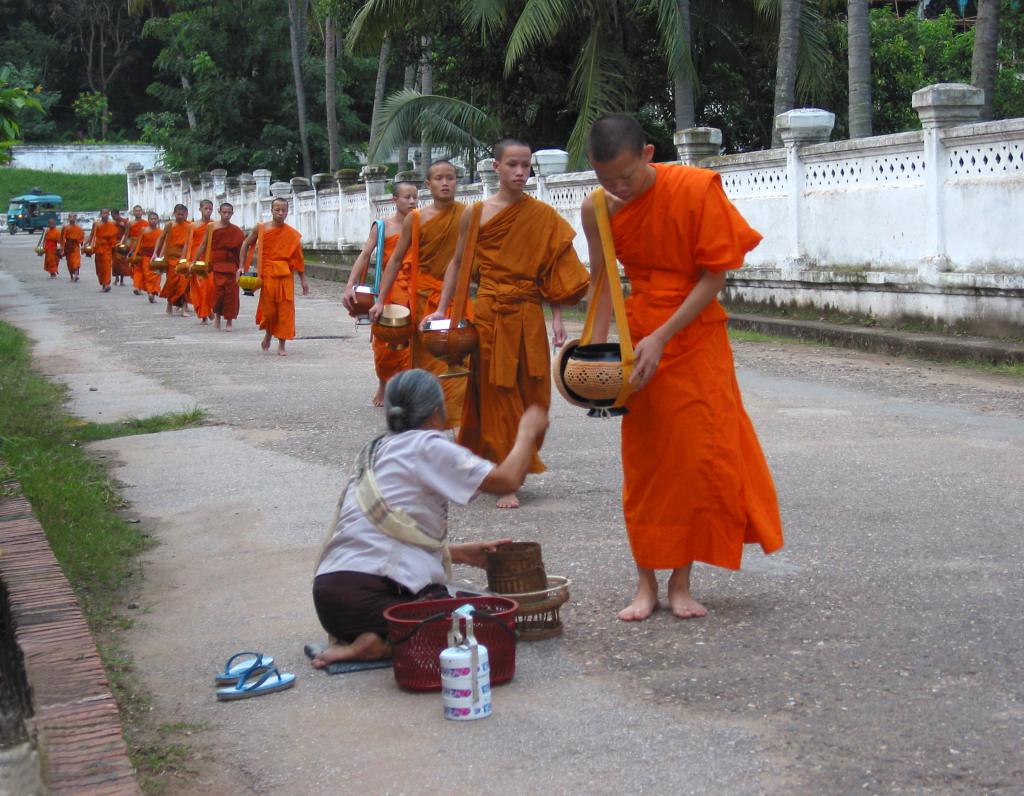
xmin=127 ymin=85 xmax=1024 ymax=332
xmin=9 ymin=144 xmax=162 ymax=175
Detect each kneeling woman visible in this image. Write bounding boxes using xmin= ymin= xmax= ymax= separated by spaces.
xmin=311 ymin=369 xmax=548 ymax=668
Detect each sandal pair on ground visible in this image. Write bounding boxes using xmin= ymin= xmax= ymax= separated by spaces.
xmin=215 ymin=652 xmax=296 ymax=701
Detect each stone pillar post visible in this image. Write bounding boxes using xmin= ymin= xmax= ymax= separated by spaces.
xmin=312 ymin=173 xmax=333 ymax=248
xmin=143 ymin=170 xmax=154 ymax=215
xmin=361 ymin=165 xmax=388 ymax=202
xmin=126 ymin=163 xmax=143 ymax=212
xmin=152 ymin=168 xmax=166 ymax=216
xmin=912 ymin=83 xmax=984 ymax=282
xmin=176 ymin=171 xmax=192 ymax=214
xmin=673 ymin=127 xmax=722 ymax=166
xmin=775 ymin=109 xmax=835 ymax=279
xmin=253 ymin=169 xmax=272 ymax=198
xmin=239 ymin=173 xmax=255 ymax=229
xmin=477 ymin=158 xmax=498 ymax=199
xmin=211 ymin=168 xmax=227 ymax=200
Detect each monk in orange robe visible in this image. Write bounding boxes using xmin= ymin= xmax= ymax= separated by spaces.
xmin=239 ymin=197 xmax=309 ymax=355
xmin=124 ymin=205 xmax=149 ymax=294
xmin=582 ymin=113 xmax=784 ymax=622
xmin=345 ymin=181 xmax=418 ymax=405
xmin=186 ymin=199 xmax=215 ymax=324
xmin=372 ymin=161 xmax=466 ymax=424
xmin=432 ymin=140 xmax=589 ymax=508
xmin=60 ymin=214 xmax=84 ymax=281
xmin=41 ymin=217 xmax=61 ymax=277
xmin=88 ymin=208 xmax=120 ymax=292
xmin=154 ymin=204 xmax=193 ymax=315
xmin=111 ymin=209 xmax=130 ymax=286
xmin=132 ymin=211 xmax=164 ymax=302
xmin=192 ymin=202 xmax=245 ymax=330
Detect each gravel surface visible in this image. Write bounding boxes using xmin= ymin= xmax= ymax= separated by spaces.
xmin=2 ymin=235 xmax=1022 ymax=794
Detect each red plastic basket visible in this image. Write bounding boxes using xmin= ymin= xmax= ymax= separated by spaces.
xmin=384 ymin=596 xmax=519 ymax=692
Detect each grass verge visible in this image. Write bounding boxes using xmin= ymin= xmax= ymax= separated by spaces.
xmin=0 ymin=319 xmax=205 ymax=791
xmin=0 ymin=168 xmax=127 ymax=211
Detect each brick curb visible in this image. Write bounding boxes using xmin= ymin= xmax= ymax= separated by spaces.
xmin=0 ymin=490 xmax=139 ymax=795
xmin=728 ymin=313 xmax=1024 ymax=366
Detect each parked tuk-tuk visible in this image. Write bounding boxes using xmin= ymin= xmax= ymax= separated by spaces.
xmin=7 ymin=190 xmax=63 ymax=234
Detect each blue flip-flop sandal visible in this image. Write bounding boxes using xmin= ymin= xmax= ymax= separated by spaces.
xmin=215 ymin=652 xmax=275 ymax=685
xmin=216 ymin=665 xmax=296 ymax=701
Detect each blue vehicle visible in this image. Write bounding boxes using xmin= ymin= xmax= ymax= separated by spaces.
xmin=7 ymin=190 xmax=63 ymax=234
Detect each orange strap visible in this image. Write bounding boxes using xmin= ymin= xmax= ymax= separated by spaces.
xmin=406 ymin=210 xmax=421 ymax=320
xmin=256 ymin=223 xmax=264 ymax=276
xmin=582 ymin=188 xmax=635 ymax=409
xmin=198 ymin=222 xmax=215 ymax=264
xmin=451 ymin=203 xmax=482 ymax=324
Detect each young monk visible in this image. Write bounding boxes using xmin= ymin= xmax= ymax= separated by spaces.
xmin=238 ymin=197 xmax=309 ymax=355
xmin=344 ymin=181 xmax=418 ymax=405
xmin=186 ymin=199 xmax=215 ymax=324
xmin=123 ymin=205 xmax=148 ymax=294
xmin=60 ymin=214 xmax=84 ymax=281
xmin=131 ymin=211 xmax=164 ymax=303
xmin=87 ymin=208 xmax=120 ymax=292
xmin=430 ymin=139 xmax=589 ymax=508
xmin=111 ymin=209 xmax=130 ymax=286
xmin=41 ymin=217 xmax=61 ymax=278
xmin=370 ymin=161 xmax=466 ymax=425
xmin=581 ymin=113 xmax=784 ymax=622
xmin=192 ymin=202 xmax=245 ymax=331
xmin=154 ymin=204 xmax=193 ymax=315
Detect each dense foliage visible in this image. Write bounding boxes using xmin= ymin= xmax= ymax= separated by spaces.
xmin=0 ymin=0 xmax=1020 ymax=175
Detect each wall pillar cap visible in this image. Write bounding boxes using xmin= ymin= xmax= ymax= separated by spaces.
xmin=252 ymin=168 xmax=272 ymax=178
xmin=269 ymin=181 xmax=292 ymax=198
xmin=673 ymin=127 xmax=723 ymax=147
xmin=775 ymin=109 xmax=836 ymax=145
xmin=289 ymin=176 xmax=311 ymax=191
xmin=210 ymin=168 xmax=228 ymax=177
xmin=360 ymin=164 xmax=388 ymax=182
xmin=311 ymin=172 xmax=334 ymax=188
xmin=126 ymin=162 xmax=144 ymax=173
xmin=912 ymin=83 xmax=984 ymax=129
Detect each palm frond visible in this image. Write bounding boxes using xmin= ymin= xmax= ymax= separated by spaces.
xmin=461 ymin=0 xmax=509 ymax=42
xmin=369 ymin=89 xmax=500 ymax=162
xmin=503 ymin=0 xmax=578 ymax=76
xmin=796 ymin=0 xmax=832 ymax=101
xmin=565 ymin=22 xmax=629 ymax=169
xmin=642 ymin=0 xmax=697 ymax=86
xmin=345 ymin=0 xmax=425 ymax=56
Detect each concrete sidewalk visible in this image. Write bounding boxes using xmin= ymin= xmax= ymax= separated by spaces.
xmin=1 ymin=235 xmax=1022 ymax=794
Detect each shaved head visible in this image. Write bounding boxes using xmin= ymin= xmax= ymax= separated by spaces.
xmin=587 ymin=114 xmax=646 ymax=163
xmin=494 ymin=137 xmax=531 ymax=161
xmin=427 ymin=159 xmax=457 ymax=179
xmin=392 ymin=181 xmax=418 ymax=196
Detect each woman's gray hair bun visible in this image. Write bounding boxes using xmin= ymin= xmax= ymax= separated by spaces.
xmin=383 ymin=369 xmax=445 ymax=432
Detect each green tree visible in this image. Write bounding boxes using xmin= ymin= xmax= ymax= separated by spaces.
xmin=0 ymin=66 xmax=44 ymax=162
xmin=72 ymin=91 xmax=111 ymax=140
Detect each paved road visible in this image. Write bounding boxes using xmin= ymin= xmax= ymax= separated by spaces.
xmin=2 ymin=237 xmax=1022 ymax=794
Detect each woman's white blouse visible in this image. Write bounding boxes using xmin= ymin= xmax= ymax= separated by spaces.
xmin=315 ymin=430 xmax=494 ymax=592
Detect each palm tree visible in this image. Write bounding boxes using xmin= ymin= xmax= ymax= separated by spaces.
xmin=847 ymin=0 xmax=872 ymax=138
xmin=324 ymin=10 xmax=340 ymax=171
xmin=771 ymin=0 xmax=802 ymax=146
xmin=287 ymin=0 xmax=313 ymax=178
xmin=971 ymin=0 xmax=1000 ymax=121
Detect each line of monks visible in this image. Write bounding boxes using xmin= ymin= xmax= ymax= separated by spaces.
xmin=39 ymin=197 xmax=307 ymax=352
xmin=35 ymin=115 xmax=785 ymax=621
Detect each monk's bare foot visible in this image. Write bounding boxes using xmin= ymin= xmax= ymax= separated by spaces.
xmin=277 ymin=340 xmax=287 ymax=356
xmin=496 ymin=493 xmax=519 ymax=509
xmin=165 ymin=303 xmax=173 ymax=315
xmin=667 ymin=565 xmax=707 ymax=619
xmin=224 ymin=321 xmax=232 ymax=331
xmin=310 ymin=632 xmax=390 ymax=668
xmin=261 ymin=332 xmax=272 ymax=352
xmin=618 ymin=568 xmax=659 ymax=621
xmin=213 ymin=317 xmax=221 ymax=329
xmin=200 ymin=318 xmax=208 ymax=325
xmin=372 ymin=382 xmax=385 ymax=407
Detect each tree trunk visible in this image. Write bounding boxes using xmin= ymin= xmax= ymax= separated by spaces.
xmin=369 ymin=36 xmax=391 ymax=145
xmin=287 ymin=0 xmax=312 ymax=178
xmin=771 ymin=0 xmax=802 ymax=147
xmin=673 ymin=0 xmax=696 ymax=131
xmin=419 ymin=36 xmax=432 ymax=181
xmin=181 ymin=74 xmax=197 ymax=129
xmin=325 ymin=13 xmax=339 ymax=172
xmin=971 ymin=0 xmax=1000 ymax=121
xmin=396 ymin=63 xmax=415 ymax=171
xmin=847 ymin=0 xmax=872 ymax=138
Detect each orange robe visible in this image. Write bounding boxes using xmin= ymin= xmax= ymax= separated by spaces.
xmin=458 ymin=195 xmax=589 ymax=471
xmin=370 ymin=233 xmax=411 ymax=382
xmin=158 ymin=222 xmax=192 ymax=304
xmin=60 ymin=224 xmax=84 ymax=274
xmin=610 ymin=163 xmax=783 ymax=570
xmin=407 ymin=204 xmax=467 ymax=426
xmin=91 ymin=220 xmax=120 ymax=287
xmin=134 ymin=226 xmax=163 ymax=295
xmin=42 ymin=228 xmax=61 ymax=274
xmin=255 ymin=223 xmax=304 ymax=340
xmin=188 ymin=221 xmax=213 ymax=318
xmin=112 ymin=218 xmax=130 ymax=277
xmin=128 ymin=219 xmax=149 ymax=289
xmin=209 ymin=224 xmax=245 ymax=321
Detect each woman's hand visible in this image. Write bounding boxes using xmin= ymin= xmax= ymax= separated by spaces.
xmin=451 ymin=538 xmax=514 ymax=569
xmin=421 ymin=310 xmax=444 ymax=330
xmin=368 ymin=301 xmax=384 ymax=322
xmin=628 ymin=330 xmax=668 ymax=390
xmin=342 ymin=285 xmax=357 ymax=312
